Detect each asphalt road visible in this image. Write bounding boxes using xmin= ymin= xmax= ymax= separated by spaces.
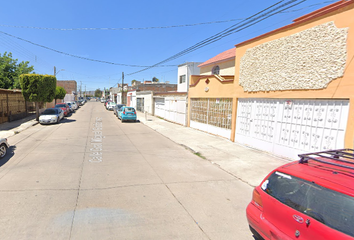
xmin=0 ymin=101 xmax=254 ymax=240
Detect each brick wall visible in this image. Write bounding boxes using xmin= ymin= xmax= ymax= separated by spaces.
xmin=132 ymin=83 xmax=177 ymax=92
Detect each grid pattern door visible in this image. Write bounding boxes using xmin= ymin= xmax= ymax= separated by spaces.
xmin=190 ymin=98 xmax=233 ymax=139
xmin=235 ymin=98 xmax=349 ymax=159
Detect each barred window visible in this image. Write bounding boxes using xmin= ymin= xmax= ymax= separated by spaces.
xmin=190 ymin=98 xmax=232 ymax=130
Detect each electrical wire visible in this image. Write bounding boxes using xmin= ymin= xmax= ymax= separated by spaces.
xmin=0 ymin=30 xmax=176 ymax=68
xmin=0 ymin=0 xmax=326 ymax=79
xmin=0 ymin=1 xmax=334 ymax=31
xmin=0 ymin=19 xmax=244 ymax=31
xmin=127 ymin=0 xmax=307 ymax=76
xmin=279 ymin=0 xmax=336 ymax=12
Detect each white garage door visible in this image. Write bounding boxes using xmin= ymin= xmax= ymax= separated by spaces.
xmin=154 ymin=97 xmax=187 ymax=126
xmin=235 ymin=99 xmax=349 ymax=159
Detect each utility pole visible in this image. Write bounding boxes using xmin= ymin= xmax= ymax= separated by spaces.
xmin=80 ymin=81 xmax=82 ymax=99
xmin=121 ymin=72 xmax=124 ymax=104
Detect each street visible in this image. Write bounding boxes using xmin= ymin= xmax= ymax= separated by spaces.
xmin=0 ymin=101 xmax=253 ymax=240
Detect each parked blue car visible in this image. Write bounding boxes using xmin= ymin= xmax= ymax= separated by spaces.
xmin=118 ymin=106 xmax=137 ymax=122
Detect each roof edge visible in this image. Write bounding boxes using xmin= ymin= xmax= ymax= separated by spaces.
xmin=198 ymin=56 xmax=236 ymax=68
xmin=236 ymin=0 xmax=353 ymax=47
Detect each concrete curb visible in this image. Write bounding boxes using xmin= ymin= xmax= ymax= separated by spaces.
xmin=0 ymin=120 xmax=39 ymax=139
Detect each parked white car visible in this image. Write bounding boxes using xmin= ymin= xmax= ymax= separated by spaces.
xmin=39 ymin=108 xmax=64 ymax=124
xmin=107 ymin=102 xmax=116 ymax=111
xmin=0 ymin=138 xmax=10 ymax=158
xmin=66 ymin=101 xmax=78 ymax=110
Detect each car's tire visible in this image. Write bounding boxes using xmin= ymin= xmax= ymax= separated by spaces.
xmin=56 ymin=117 xmax=59 ymax=124
xmin=0 ymin=144 xmax=7 ymax=158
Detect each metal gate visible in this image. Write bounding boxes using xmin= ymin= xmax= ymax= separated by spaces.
xmin=235 ymin=98 xmax=349 ymax=159
xmin=190 ymin=98 xmax=232 ymax=139
xmin=137 ymin=98 xmax=144 ymax=112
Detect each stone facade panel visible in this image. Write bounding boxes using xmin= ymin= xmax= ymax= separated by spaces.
xmin=239 ymin=22 xmax=348 ymax=92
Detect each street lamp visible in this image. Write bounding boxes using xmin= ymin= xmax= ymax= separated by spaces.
xmin=54 ymin=66 xmax=65 ymax=76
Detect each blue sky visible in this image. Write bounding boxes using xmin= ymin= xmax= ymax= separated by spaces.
xmin=0 ymin=0 xmax=336 ymax=91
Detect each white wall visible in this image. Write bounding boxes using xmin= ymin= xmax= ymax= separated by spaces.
xmin=154 ymin=95 xmax=187 ymax=126
xmin=128 ymin=91 xmax=136 ymax=108
xmin=64 ymin=94 xmax=75 ymax=102
xmin=136 ymin=92 xmax=153 ymax=114
xmin=177 ymin=62 xmax=202 ymax=92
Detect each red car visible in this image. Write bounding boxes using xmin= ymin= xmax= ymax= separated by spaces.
xmin=55 ymin=103 xmax=70 ymax=116
xmin=246 ymin=149 xmax=354 ymax=240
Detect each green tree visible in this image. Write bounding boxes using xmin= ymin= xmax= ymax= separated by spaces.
xmin=0 ymin=52 xmax=34 ymax=89
xmin=94 ymin=88 xmax=102 ymax=98
xmin=20 ymin=74 xmax=57 ymax=121
xmin=152 ymin=77 xmax=159 ymax=82
xmin=54 ymin=86 xmax=66 ymax=104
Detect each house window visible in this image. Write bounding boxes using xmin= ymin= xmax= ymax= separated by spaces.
xmin=212 ymin=66 xmax=220 ymax=75
xmin=179 ymin=75 xmax=186 ymax=84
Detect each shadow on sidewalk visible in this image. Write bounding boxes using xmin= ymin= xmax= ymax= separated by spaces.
xmin=0 ymin=114 xmax=36 ymax=131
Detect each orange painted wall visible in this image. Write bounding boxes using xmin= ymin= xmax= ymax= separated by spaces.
xmin=188 ymin=74 xmax=236 ymax=138
xmin=234 ymin=1 xmax=354 ymax=147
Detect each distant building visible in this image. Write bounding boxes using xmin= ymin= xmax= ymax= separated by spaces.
xmin=57 ymin=80 xmax=78 ymax=102
xmin=132 ymin=82 xmax=177 ymax=92
xmin=177 ymin=62 xmax=202 ymax=92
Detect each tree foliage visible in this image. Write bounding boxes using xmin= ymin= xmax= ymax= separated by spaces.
xmin=0 ymin=52 xmax=34 ymax=89
xmin=20 ymin=74 xmax=56 ymax=102
xmin=152 ymin=77 xmax=159 ymax=82
xmin=95 ymin=88 xmax=102 ymax=98
xmin=55 ymin=86 xmax=66 ymax=100
xmin=20 ymin=74 xmax=57 ymax=121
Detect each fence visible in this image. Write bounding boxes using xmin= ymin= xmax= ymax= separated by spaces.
xmin=190 ymin=98 xmax=233 ymax=130
xmin=0 ymin=89 xmax=36 ymax=124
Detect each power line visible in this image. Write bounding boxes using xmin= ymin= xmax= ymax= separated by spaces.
xmin=279 ymin=0 xmax=336 ymax=12
xmin=0 ymin=30 xmax=177 ymax=68
xmin=0 ymin=1 xmax=334 ymax=31
xmin=0 ymin=19 xmax=244 ymax=31
xmin=127 ymin=0 xmax=307 ymax=76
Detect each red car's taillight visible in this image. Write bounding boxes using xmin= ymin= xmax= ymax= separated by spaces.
xmin=252 ymin=188 xmax=263 ymax=208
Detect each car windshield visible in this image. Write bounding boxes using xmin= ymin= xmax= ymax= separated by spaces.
xmin=263 ymin=171 xmax=354 ymax=237
xmin=42 ymin=109 xmax=58 ymax=115
xmin=125 ymin=108 xmax=135 ymax=112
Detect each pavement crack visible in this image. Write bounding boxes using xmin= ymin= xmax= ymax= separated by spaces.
xmin=165 ymin=184 xmax=212 ymax=240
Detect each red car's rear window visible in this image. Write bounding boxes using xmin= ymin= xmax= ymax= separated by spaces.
xmin=262 ymin=171 xmax=354 ymax=237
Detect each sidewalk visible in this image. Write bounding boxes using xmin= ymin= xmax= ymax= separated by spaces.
xmin=137 ymin=112 xmax=291 ymax=187
xmin=0 ymin=111 xmax=292 ymax=187
xmin=0 ymin=114 xmax=38 ymax=139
